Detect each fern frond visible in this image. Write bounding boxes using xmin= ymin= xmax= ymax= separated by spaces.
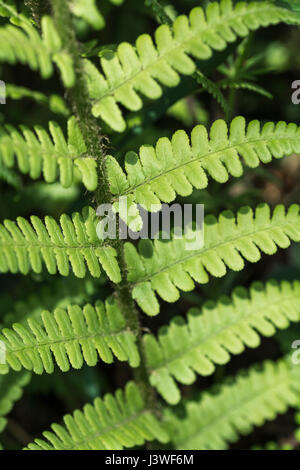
xmin=0 ymin=117 xmax=97 ymax=190
xmin=0 ymin=297 xmax=140 ymax=375
xmin=5 ymin=84 xmax=47 ymax=105
xmin=106 ymin=117 xmax=300 ymax=219
xmin=195 ymin=71 xmax=228 ymax=115
xmin=85 ymin=0 xmax=300 ymax=131
xmin=125 ymin=203 xmax=300 ymax=315
xmin=0 ymin=9 xmax=74 ymax=87
xmin=0 ymin=21 xmax=53 ymax=78
xmin=0 ymin=371 xmax=31 ymax=435
xmin=5 ymin=84 xmax=70 ymax=116
xmin=25 ymin=381 xmax=169 ymax=450
xmin=164 ymin=359 xmax=300 ymax=450
xmin=144 ymin=280 xmax=300 ymax=404
xmin=220 ymin=79 xmax=273 ymax=99
xmin=71 ymin=0 xmax=124 ymax=30
xmin=0 ymin=207 xmax=121 ymax=282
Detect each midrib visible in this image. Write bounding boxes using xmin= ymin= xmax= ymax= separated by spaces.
xmin=131 ymin=219 xmax=300 ymax=284
xmin=4 ymin=326 xmax=130 ymax=355
xmin=113 ymin=133 xmax=300 ymax=199
xmin=0 ymin=137 xmax=86 ymax=161
xmin=149 ymin=292 xmax=300 ymax=372
xmin=55 ymin=409 xmax=150 ymax=450
xmin=98 ymin=4 xmax=289 ymax=103
xmin=0 ymin=240 xmax=99 ymax=249
xmin=174 ymin=376 xmax=293 ymax=449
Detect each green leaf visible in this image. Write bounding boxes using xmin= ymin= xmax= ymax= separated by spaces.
xmin=85 ymin=0 xmax=300 ymax=131
xmin=71 ymin=0 xmax=105 ymax=30
xmin=164 ymin=358 xmax=300 ymax=449
xmin=41 ymin=16 xmax=62 ymax=53
xmin=0 ymin=1 xmax=19 ymax=20
xmin=0 ymin=296 xmax=140 ymax=375
xmin=0 ymin=21 xmax=53 ymax=78
xmin=25 ymin=381 xmax=169 ymax=450
xmin=220 ymin=79 xmax=274 ymax=100
xmin=5 ymin=84 xmax=70 ymax=116
xmin=0 ymin=207 xmax=121 ymax=282
xmin=125 ymin=204 xmax=300 ymax=315
xmin=0 ymin=11 xmax=74 ymax=87
xmin=71 ymin=0 xmax=124 ymax=30
xmin=53 ymin=52 xmax=75 ymax=88
xmin=106 ymin=117 xmax=300 ymax=218
xmin=145 ymin=280 xmax=300 ymax=403
xmin=195 ymin=71 xmax=229 ymax=115
xmin=0 ymin=117 xmax=97 ymax=191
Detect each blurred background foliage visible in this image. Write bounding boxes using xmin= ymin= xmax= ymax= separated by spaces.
xmin=0 ymin=0 xmax=300 ymax=449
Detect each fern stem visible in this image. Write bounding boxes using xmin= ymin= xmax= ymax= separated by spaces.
xmin=50 ymin=0 xmax=110 ymax=206
xmin=48 ymin=0 xmax=158 ymax=413
xmin=24 ymin=0 xmax=50 ymax=27
xmin=145 ymin=0 xmax=173 ymax=25
xmin=227 ymin=34 xmax=253 ymax=121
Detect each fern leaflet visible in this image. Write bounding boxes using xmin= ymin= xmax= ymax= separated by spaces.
xmin=25 ymin=381 xmax=169 ymax=450
xmin=164 ymin=359 xmax=300 ymax=450
xmin=71 ymin=0 xmax=124 ymax=30
xmin=85 ymin=0 xmax=300 ymax=131
xmin=0 ymin=207 xmax=121 ymax=282
xmin=106 ymin=117 xmax=300 ymax=223
xmin=144 ymin=280 xmax=300 ymax=403
xmin=5 ymin=84 xmax=70 ymax=116
xmin=0 ymin=297 xmax=139 ymax=375
xmin=0 ymin=5 xmax=74 ymax=87
xmin=195 ymin=71 xmax=229 ymax=115
xmin=125 ymin=203 xmax=300 ymax=315
xmin=0 ymin=117 xmax=97 ymax=191
xmin=220 ymin=79 xmax=274 ymax=100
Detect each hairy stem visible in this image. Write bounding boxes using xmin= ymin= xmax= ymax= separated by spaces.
xmin=48 ymin=0 xmax=158 ymax=412
xmin=50 ymin=0 xmax=110 ymax=206
xmin=24 ymin=0 xmax=50 ymax=27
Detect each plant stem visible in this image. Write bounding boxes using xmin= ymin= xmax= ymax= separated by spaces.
xmin=24 ymin=0 xmax=50 ymax=27
xmin=50 ymin=0 xmax=111 ymax=206
xmin=49 ymin=0 xmax=158 ymax=412
xmin=227 ymin=34 xmax=253 ymax=121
